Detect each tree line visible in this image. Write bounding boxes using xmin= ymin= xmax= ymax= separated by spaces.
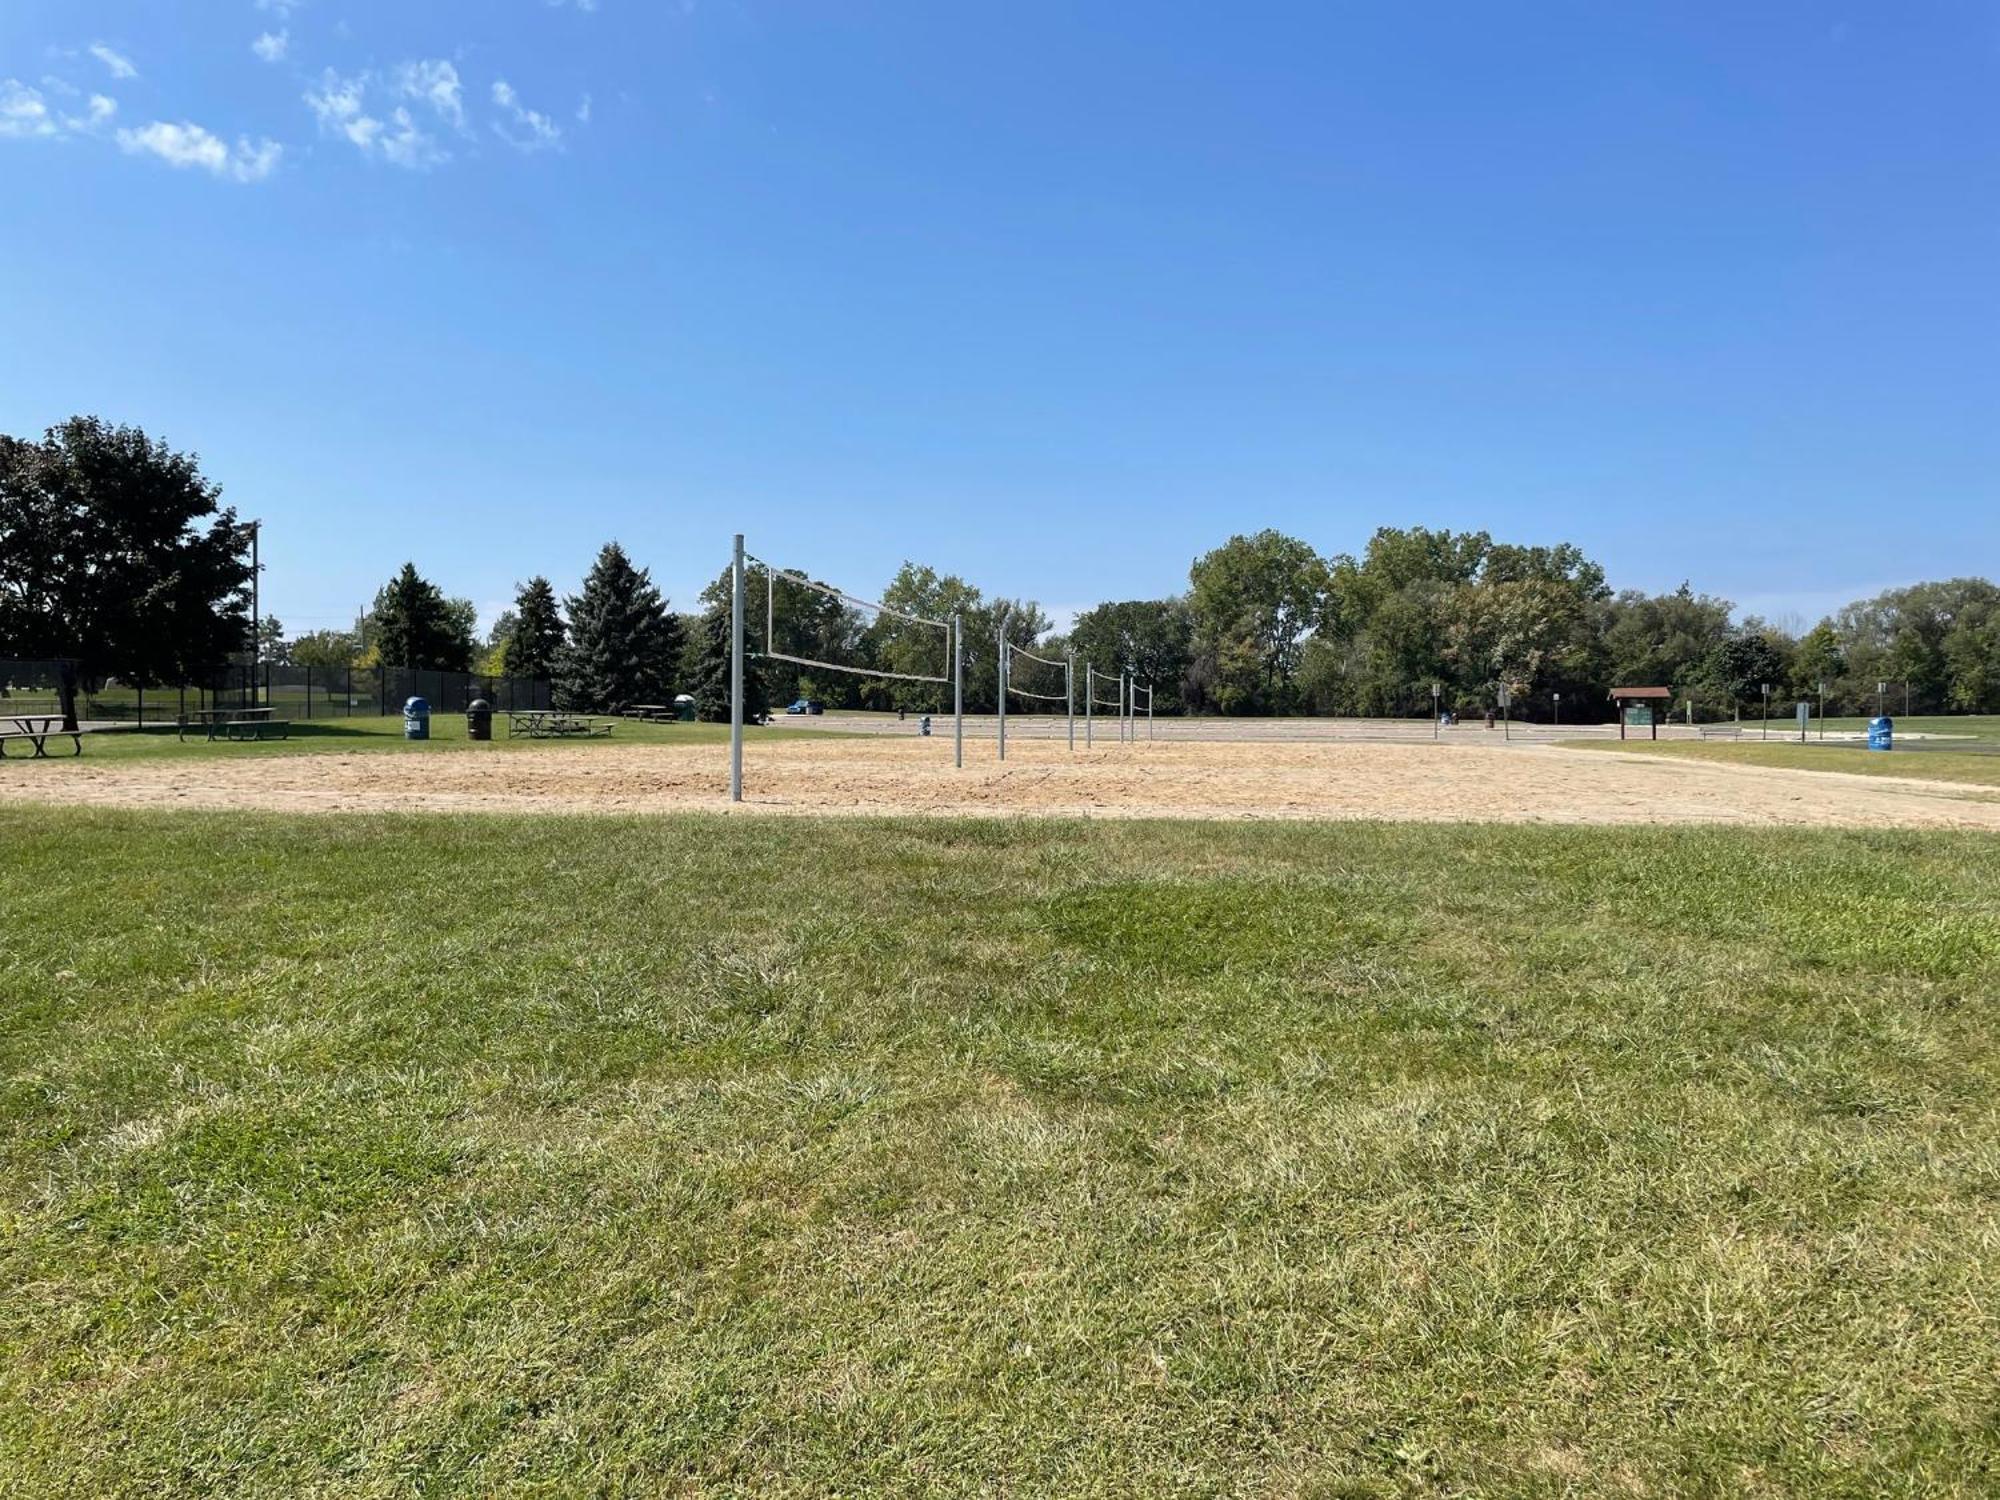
xmin=5 ymin=417 xmax=1996 ymax=720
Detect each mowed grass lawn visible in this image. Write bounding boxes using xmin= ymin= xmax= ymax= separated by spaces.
xmin=1565 ymin=738 xmax=2000 ymax=789
xmin=3 ymin=811 xmax=1998 ymax=1497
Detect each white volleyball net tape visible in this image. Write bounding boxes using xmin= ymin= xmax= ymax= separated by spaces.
xmin=1004 ymin=642 xmax=1069 ymax=705
xmin=748 ymin=553 xmax=953 ymax=685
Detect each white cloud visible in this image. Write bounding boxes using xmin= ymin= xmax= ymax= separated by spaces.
xmin=547 ymin=0 xmax=601 ymax=11
xmin=0 ymin=79 xmax=56 ymax=139
xmin=392 ymin=59 xmax=464 ymax=129
xmin=1 ymin=78 xmax=118 ymax=139
xmin=305 ymin=69 xmax=447 ymax=169
xmin=88 ymin=43 xmax=137 ymax=81
xmin=257 ymin=0 xmax=306 ymax=15
xmin=491 ymin=78 xmax=562 ymax=151
xmin=576 ymin=92 xmax=592 ymax=124
xmin=117 ymin=120 xmax=282 ymax=182
xmin=251 ymin=31 xmax=289 ymax=64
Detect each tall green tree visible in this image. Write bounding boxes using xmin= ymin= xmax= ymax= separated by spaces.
xmin=1186 ymin=530 xmax=1327 ymax=714
xmin=690 ymin=603 xmax=767 ymax=723
xmin=501 ymin=576 xmax=566 ymax=679
xmin=1066 ymin=599 xmax=1194 ymax=713
xmin=0 ymin=417 xmax=254 ymax=699
xmin=291 ymin=629 xmax=360 ymax=670
xmin=370 ymin=563 xmax=476 ymax=671
xmin=556 ymin=543 xmax=682 ymax=711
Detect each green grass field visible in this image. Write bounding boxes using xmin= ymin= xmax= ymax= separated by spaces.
xmin=1565 ymin=738 xmax=2000 ymax=790
xmin=4 ymin=809 xmax=1998 ymax=1495
xmin=5 ymin=715 xmax=826 ymax=765
xmin=1817 ymin=715 xmax=2000 ymax=745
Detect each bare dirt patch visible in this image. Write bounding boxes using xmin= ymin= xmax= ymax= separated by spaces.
xmin=5 ymin=734 xmax=1999 ymax=829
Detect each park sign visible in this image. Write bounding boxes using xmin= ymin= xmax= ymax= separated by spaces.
xmin=1610 ymin=685 xmax=1671 ymax=741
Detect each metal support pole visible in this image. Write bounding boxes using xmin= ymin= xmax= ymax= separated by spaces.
xmin=1066 ymin=654 xmax=1075 ymax=752
xmin=729 ymin=533 xmax=744 ymax=802
xmin=1148 ymin=685 xmax=1154 ymax=740
xmin=997 ymin=615 xmax=1009 ymax=762
xmin=953 ymin=613 xmax=964 ymax=769
xmin=1085 ymin=664 xmax=1094 ymax=747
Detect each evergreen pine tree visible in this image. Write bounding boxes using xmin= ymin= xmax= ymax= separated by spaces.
xmin=371 ymin=562 xmax=472 ymax=670
xmin=502 ymin=576 xmax=566 ymax=679
xmin=555 ymin=543 xmax=683 ymax=711
xmin=691 ymin=604 xmax=767 ymax=722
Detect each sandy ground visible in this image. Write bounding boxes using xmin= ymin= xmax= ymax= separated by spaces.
xmin=3 ymin=735 xmax=1997 ymax=829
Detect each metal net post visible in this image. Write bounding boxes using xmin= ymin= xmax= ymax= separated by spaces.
xmin=729 ymin=533 xmax=744 ymax=802
xmin=953 ymin=613 xmax=964 ymax=768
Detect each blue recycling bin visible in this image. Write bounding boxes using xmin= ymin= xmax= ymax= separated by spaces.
xmin=403 ymin=696 xmax=431 ymax=741
xmin=1867 ymin=715 xmax=1892 ymax=752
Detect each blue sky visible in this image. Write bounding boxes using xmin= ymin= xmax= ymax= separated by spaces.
xmin=3 ymin=2 xmax=1994 ymax=638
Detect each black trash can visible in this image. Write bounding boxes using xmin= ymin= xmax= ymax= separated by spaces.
xmin=466 ymin=698 xmax=493 ymax=742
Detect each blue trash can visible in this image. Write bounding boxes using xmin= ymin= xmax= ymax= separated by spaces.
xmin=1867 ymin=715 xmax=1892 ymax=752
xmin=403 ymin=696 xmax=431 ymax=741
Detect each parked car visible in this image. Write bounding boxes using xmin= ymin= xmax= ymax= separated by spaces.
xmin=786 ymin=698 xmax=826 ymax=715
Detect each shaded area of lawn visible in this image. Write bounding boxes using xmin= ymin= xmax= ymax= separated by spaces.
xmin=47 ymin=714 xmax=830 ymax=764
xmin=1564 ymin=736 xmax=2000 ymax=788
xmin=2 ymin=811 xmax=1997 ymax=1496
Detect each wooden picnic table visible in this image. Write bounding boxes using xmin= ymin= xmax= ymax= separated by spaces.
xmin=177 ymin=707 xmax=288 ymax=743
xmin=507 ymin=710 xmax=615 ymax=739
xmin=0 ymin=714 xmax=83 ymax=759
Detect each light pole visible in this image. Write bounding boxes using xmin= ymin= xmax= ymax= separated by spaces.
xmin=1431 ymin=681 xmax=1441 ymax=739
xmin=248 ymin=519 xmax=262 ymax=707
xmin=1761 ymin=681 xmax=1771 ymax=739
xmin=1817 ymin=679 xmax=1825 ymax=740
xmin=1552 ymin=691 xmax=1561 ymax=728
xmin=1877 ymin=680 xmax=1887 ymax=718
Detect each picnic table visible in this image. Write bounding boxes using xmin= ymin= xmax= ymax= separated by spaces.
xmin=178 ymin=707 xmax=291 ymax=743
xmin=627 ymin=704 xmax=673 ymax=722
xmin=506 ymin=710 xmax=616 ymax=739
xmin=0 ymin=714 xmax=83 ymax=759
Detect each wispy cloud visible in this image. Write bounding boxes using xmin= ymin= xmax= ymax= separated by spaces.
xmin=1 ymin=78 xmax=117 ymax=139
xmin=256 ymin=0 xmax=307 ymax=15
xmin=576 ymin=92 xmax=593 ymax=124
xmin=117 ymin=120 xmax=282 ymax=182
xmin=252 ymin=31 xmax=290 ymax=64
xmin=491 ymin=78 xmax=562 ymax=151
xmin=392 ymin=59 xmax=465 ymax=130
xmin=305 ymin=69 xmax=448 ymax=169
xmin=547 ymin=0 xmax=601 ymax=11
xmin=88 ymin=43 xmax=138 ymax=81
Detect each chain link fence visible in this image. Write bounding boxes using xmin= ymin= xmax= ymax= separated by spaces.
xmin=0 ymin=659 xmax=551 ymax=726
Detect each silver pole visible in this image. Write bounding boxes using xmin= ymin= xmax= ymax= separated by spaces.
xmin=1122 ymin=671 xmax=1131 ymax=744
xmin=729 ymin=533 xmax=744 ymax=802
xmin=1085 ymin=664 xmax=1093 ymax=747
xmin=1148 ymin=684 xmax=1154 ymax=740
xmin=953 ymin=613 xmax=963 ymax=768
xmin=249 ymin=519 xmax=261 ymax=707
xmin=1067 ymin=653 xmax=1075 ymax=751
xmin=997 ymin=614 xmax=1008 ymax=762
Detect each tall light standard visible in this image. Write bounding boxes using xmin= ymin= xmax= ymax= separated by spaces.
xmin=1431 ymin=681 xmax=1442 ymax=739
xmin=1552 ymin=691 xmax=1561 ymax=728
xmin=248 ymin=519 xmax=262 ymax=707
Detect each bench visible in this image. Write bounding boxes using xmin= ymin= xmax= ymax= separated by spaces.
xmin=507 ymin=711 xmax=616 ymax=740
xmin=179 ymin=708 xmax=278 ymax=742
xmin=0 ymin=716 xmax=83 ymax=759
xmin=1697 ymin=724 xmax=1743 ymax=740
xmin=220 ymin=719 xmax=290 ymax=742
